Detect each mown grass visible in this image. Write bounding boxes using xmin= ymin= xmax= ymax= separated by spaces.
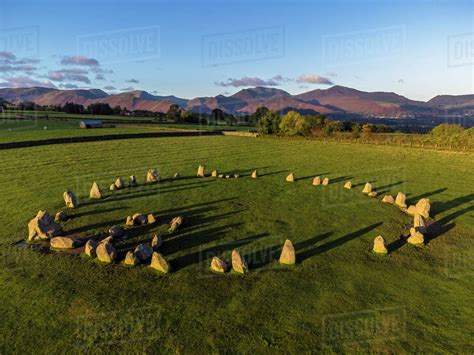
xmin=0 ymin=135 xmax=473 ymax=353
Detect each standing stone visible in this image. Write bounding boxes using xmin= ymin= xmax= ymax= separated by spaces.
xmin=234 ymin=174 xmax=240 ymax=178
xmin=132 ymin=213 xmax=147 ymax=225
xmin=109 ymin=183 xmax=117 ymax=192
xmin=90 ymin=182 xmax=102 ymax=199
xmin=413 ymin=214 xmax=427 ymax=234
xmin=408 ymin=229 xmax=424 ymax=246
xmin=84 ymin=239 xmax=97 ymax=257
xmin=225 ymin=175 xmax=230 ymax=179
xmin=362 ymin=183 xmax=372 ymax=194
xmin=128 ymin=175 xmax=138 ymax=187
xmin=114 ymin=177 xmax=124 ymax=190
xmin=344 ymin=181 xmax=352 ymax=189
xmin=210 ymin=256 xmax=226 ymax=273
xmin=147 ymin=214 xmax=156 ymax=225
xmin=279 ymin=239 xmax=295 ymax=265
xmin=126 ymin=216 xmax=134 ymax=226
xmin=96 ymin=240 xmax=117 ymax=263
xmin=124 ymin=251 xmax=139 ymax=266
xmin=134 ymin=243 xmax=154 ymax=262
xmin=395 ymin=192 xmax=407 ymax=208
xmin=322 ymin=177 xmax=330 ymax=186
xmin=27 ymin=210 xmax=62 ymax=241
xmin=218 ymin=174 xmax=224 ymax=178
xmin=312 ymin=176 xmax=321 ymax=186
xmin=55 ymin=211 xmax=68 ymax=222
xmin=147 ymin=169 xmax=160 ymax=183
xmin=372 ymin=236 xmax=388 ymax=255
xmin=197 ymin=165 xmax=205 ymax=177
xmin=382 ymin=195 xmax=395 ymax=204
xmin=152 ymin=234 xmax=163 ymax=250
xmin=63 ymin=191 xmax=77 ymax=208
xmin=286 ymin=173 xmax=295 ymax=182
xmin=416 ymin=198 xmax=431 ymax=218
xmin=211 ymin=170 xmax=218 ymax=177
xmin=231 ymin=249 xmax=248 ymax=274
xmin=109 ymin=225 xmax=123 ymax=238
xmin=50 ymin=236 xmax=80 ymax=249
xmin=251 ymin=170 xmax=258 ymax=178
xmin=168 ymin=216 xmax=183 ymax=233
xmin=368 ymin=191 xmax=378 ymax=198
xmin=173 ymin=172 xmax=180 ymax=179
xmin=150 ymin=252 xmax=170 ymax=273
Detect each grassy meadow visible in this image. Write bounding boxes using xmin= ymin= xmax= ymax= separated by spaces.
xmin=0 ymin=134 xmax=473 ymax=352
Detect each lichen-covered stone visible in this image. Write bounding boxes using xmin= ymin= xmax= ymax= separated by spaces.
xmin=312 ymin=176 xmax=321 ymax=186
xmin=251 ymin=170 xmax=258 ymax=178
xmin=211 ymin=170 xmax=218 ymax=177
xmin=96 ymin=241 xmax=117 ymax=263
xmin=50 ymin=236 xmax=80 ymax=249
xmin=210 ymin=256 xmax=226 ymax=273
xmin=231 ymin=249 xmax=248 ymax=274
xmin=134 ymin=243 xmax=153 ymax=262
xmin=146 ymin=169 xmax=160 ymax=183
xmin=362 ymin=183 xmax=372 ymax=194
xmin=382 ymin=195 xmax=395 ymax=204
xmin=151 ymin=234 xmax=163 ymax=250
xmin=408 ymin=229 xmax=424 ymax=246
xmin=55 ymin=211 xmax=68 ymax=222
xmin=150 ymin=252 xmax=170 ymax=273
xmin=63 ymin=191 xmax=77 ymax=208
xmin=395 ymin=192 xmax=407 ymax=208
xmin=90 ymin=182 xmax=102 ymax=199
xmin=286 ymin=173 xmax=295 ymax=182
xmin=372 ymin=236 xmax=387 ymax=255
xmin=147 ymin=214 xmax=156 ymax=225
xmin=114 ymin=177 xmax=124 ymax=190
xmin=168 ymin=216 xmax=183 ymax=233
xmin=27 ymin=210 xmax=62 ymax=241
xmin=344 ymin=181 xmax=352 ymax=189
xmin=84 ymin=239 xmax=97 ymax=257
xmin=197 ymin=165 xmax=205 ymax=178
xmin=279 ymin=239 xmax=295 ymax=265
xmin=124 ymin=251 xmax=139 ymax=266
xmin=322 ymin=177 xmax=329 ymax=186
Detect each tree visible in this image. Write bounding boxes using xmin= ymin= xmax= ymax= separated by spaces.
xmin=211 ymin=108 xmax=225 ymax=122
xmin=251 ymin=106 xmax=269 ymax=124
xmin=257 ymin=110 xmax=280 ymax=134
xmin=166 ymin=104 xmax=182 ymax=123
xmin=279 ymin=111 xmax=309 ymax=136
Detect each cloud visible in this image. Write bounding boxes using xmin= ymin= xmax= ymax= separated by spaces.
xmin=59 ymin=83 xmax=79 ymax=89
xmin=60 ymin=55 xmax=99 ymax=66
xmin=91 ymin=67 xmax=114 ymax=74
xmin=0 ymin=51 xmax=40 ymax=73
xmin=215 ymin=75 xmax=286 ymax=88
xmin=0 ymin=51 xmax=16 ymax=61
xmin=104 ymin=85 xmax=116 ymax=91
xmin=120 ymin=86 xmax=135 ymax=91
xmin=0 ymin=65 xmax=38 ymax=73
xmin=296 ymin=74 xmax=333 ymax=85
xmin=47 ymin=70 xmax=91 ymax=84
xmin=126 ymin=78 xmax=139 ymax=83
xmin=95 ymin=74 xmax=105 ymax=80
xmin=398 ymin=79 xmax=405 ymax=84
xmin=0 ymin=76 xmax=56 ymax=88
xmin=327 ymin=72 xmax=338 ymax=77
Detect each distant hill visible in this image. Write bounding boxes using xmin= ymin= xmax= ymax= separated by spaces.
xmin=0 ymin=85 xmax=473 ymax=117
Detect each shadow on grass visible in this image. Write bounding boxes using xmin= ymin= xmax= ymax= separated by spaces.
xmin=295 ymin=173 xmax=331 ymax=182
xmin=72 ymin=206 xmax=127 ymax=219
xmin=377 ymin=181 xmax=406 ymax=191
xmin=330 ymin=175 xmax=353 ymax=184
xmin=407 ymin=187 xmax=448 ymax=204
xmin=430 ymin=193 xmax=474 ymax=217
xmin=352 ymin=180 xmax=377 ymax=188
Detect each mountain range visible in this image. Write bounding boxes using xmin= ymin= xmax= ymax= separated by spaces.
xmin=1 ymin=85 xmax=473 ymax=118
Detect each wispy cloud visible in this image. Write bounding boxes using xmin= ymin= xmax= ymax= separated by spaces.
xmin=0 ymin=76 xmax=56 ymax=88
xmin=296 ymin=74 xmax=333 ymax=85
xmin=104 ymin=85 xmax=116 ymax=91
xmin=0 ymin=51 xmax=40 ymax=73
xmin=59 ymin=83 xmax=79 ymax=89
xmin=120 ymin=86 xmax=135 ymax=91
xmin=47 ymin=70 xmax=90 ymax=84
xmin=215 ymin=75 xmax=287 ymax=88
xmin=126 ymin=78 xmax=139 ymax=83
xmin=397 ymin=79 xmax=405 ymax=84
xmin=60 ymin=55 xmax=99 ymax=66
xmin=95 ymin=74 xmax=105 ymax=80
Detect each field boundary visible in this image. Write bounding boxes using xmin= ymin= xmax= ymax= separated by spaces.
xmin=0 ymin=131 xmax=223 ymax=150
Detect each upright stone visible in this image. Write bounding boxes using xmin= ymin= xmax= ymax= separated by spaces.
xmin=63 ymin=191 xmax=77 ymax=208
xmin=168 ymin=216 xmax=183 ymax=233
xmin=124 ymin=251 xmax=139 ymax=266
xmin=408 ymin=229 xmax=424 ymax=246
xmin=114 ymin=177 xmax=124 ymax=190
xmin=147 ymin=169 xmax=160 ymax=183
xmin=312 ymin=176 xmax=321 ymax=186
xmin=27 ymin=210 xmax=62 ymax=241
xmin=372 ymin=236 xmax=388 ymax=255
xmin=151 ymin=234 xmax=163 ymax=250
xmin=211 ymin=170 xmax=218 ymax=177
xmin=109 ymin=225 xmax=123 ymax=238
xmin=173 ymin=172 xmax=180 ymax=179
xmin=134 ymin=243 xmax=153 ymax=262
xmin=125 ymin=216 xmax=134 ymax=226
xmin=90 ymin=182 xmax=102 ymax=199
xmin=109 ymin=183 xmax=117 ymax=192
xmin=368 ymin=191 xmax=378 ymax=198
xmin=128 ymin=175 xmax=138 ymax=187
xmin=197 ymin=165 xmax=205 ymax=177
xmin=55 ymin=211 xmax=68 ymax=222
xmin=96 ymin=240 xmax=117 ymax=263
xmin=395 ymin=192 xmax=407 ymax=208
xmin=322 ymin=177 xmax=330 ymax=186
xmin=50 ymin=236 xmax=80 ymax=249
xmin=147 ymin=214 xmax=156 ymax=225
xmin=84 ymin=239 xmax=97 ymax=257
xmin=251 ymin=170 xmax=258 ymax=179
xmin=210 ymin=256 xmax=226 ymax=273
xmin=132 ymin=213 xmax=147 ymax=225
xmin=344 ymin=181 xmax=352 ymax=189
xmin=150 ymin=252 xmax=170 ymax=273
xmin=362 ymin=183 xmax=372 ymax=194
xmin=382 ymin=195 xmax=395 ymax=204
xmin=286 ymin=173 xmax=295 ymax=182
xmin=413 ymin=214 xmax=427 ymax=234
xmin=231 ymin=249 xmax=248 ymax=274
xmin=416 ymin=198 xmax=431 ymax=218
xmin=279 ymin=239 xmax=295 ymax=265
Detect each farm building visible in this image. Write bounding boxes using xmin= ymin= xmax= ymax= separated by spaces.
xmin=79 ymin=119 xmax=103 ymax=129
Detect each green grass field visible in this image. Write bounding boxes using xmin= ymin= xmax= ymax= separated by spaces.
xmin=0 ymin=135 xmax=473 ymax=352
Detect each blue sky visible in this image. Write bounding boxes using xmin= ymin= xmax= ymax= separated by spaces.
xmin=0 ymin=0 xmax=472 ymax=100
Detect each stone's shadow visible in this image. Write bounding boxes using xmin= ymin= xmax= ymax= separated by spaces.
xmin=330 ymin=175 xmax=353 ymax=184
xmin=352 ymin=180 xmax=377 ymax=188
xmin=294 ymin=173 xmax=332 ymax=182
xmin=259 ymin=170 xmax=291 ymax=177
xmin=297 ymin=223 xmax=383 ymax=263
xmin=72 ymin=206 xmax=127 ymax=219
xmin=431 ymin=193 xmax=474 ymax=217
xmin=169 ymin=229 xmax=270 ymax=271
xmin=407 ymin=188 xmax=448 ymax=204
xmin=386 ymin=236 xmax=407 ymax=253
xmin=377 ymin=181 xmax=406 ymax=191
